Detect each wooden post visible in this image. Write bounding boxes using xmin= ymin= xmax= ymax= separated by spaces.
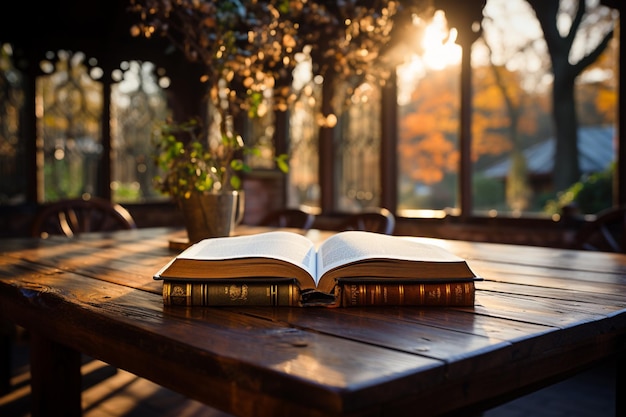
xmin=30 ymin=333 xmax=82 ymax=417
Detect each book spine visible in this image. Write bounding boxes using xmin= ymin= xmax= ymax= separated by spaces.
xmin=162 ymin=280 xmax=301 ymax=306
xmin=338 ymin=281 xmax=475 ymax=307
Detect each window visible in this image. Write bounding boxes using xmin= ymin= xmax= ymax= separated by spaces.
xmin=394 ymin=0 xmax=618 ymax=218
xmin=287 ymin=49 xmax=321 ymax=210
xmin=474 ymin=0 xmax=618 ymax=216
xmin=35 ymin=51 xmax=171 ymax=203
xmin=335 ymin=81 xmax=382 ymax=212
xmin=111 ymin=60 xmax=170 ymax=202
xmin=36 ymin=50 xmax=103 ymax=202
xmin=396 ymin=12 xmax=461 ymax=215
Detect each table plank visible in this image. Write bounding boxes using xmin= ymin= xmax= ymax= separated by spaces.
xmin=412 ymin=236 xmax=626 ymax=275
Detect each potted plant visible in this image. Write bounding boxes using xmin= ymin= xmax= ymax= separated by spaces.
xmin=154 ymin=117 xmax=288 ymax=243
xmin=130 ymin=1 xmax=299 ymax=243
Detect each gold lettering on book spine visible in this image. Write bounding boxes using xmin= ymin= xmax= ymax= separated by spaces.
xmin=162 ymin=281 xmax=301 ymax=306
xmin=341 ymin=281 xmax=475 ymax=306
xmin=162 ymin=281 xmax=192 ymax=306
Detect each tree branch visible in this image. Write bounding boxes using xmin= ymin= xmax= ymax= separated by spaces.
xmin=573 ymin=28 xmax=614 ymax=77
xmin=565 ymin=0 xmax=586 ymax=46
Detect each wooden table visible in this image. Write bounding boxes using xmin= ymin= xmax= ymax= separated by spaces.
xmin=1 ymin=226 xmax=625 ymax=417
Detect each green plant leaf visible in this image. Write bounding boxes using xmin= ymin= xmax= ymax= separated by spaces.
xmin=230 ymin=175 xmax=241 ymax=190
xmin=230 ymin=159 xmax=245 ymax=171
xmin=275 ymin=153 xmax=289 ymax=173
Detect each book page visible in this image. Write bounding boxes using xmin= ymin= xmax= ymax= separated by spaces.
xmin=316 ymin=231 xmax=465 ymax=279
xmin=178 ymin=231 xmax=318 ymax=279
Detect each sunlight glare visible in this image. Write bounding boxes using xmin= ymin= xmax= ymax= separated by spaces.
xmin=421 ymin=10 xmax=462 ymax=70
xmin=396 ymin=56 xmax=425 ymax=106
xmin=397 ymin=10 xmax=461 ymax=105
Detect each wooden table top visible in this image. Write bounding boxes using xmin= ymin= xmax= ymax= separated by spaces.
xmin=1 ymin=226 xmax=625 ymax=417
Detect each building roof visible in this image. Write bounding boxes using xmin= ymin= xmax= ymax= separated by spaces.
xmin=483 ymin=125 xmax=615 ymax=178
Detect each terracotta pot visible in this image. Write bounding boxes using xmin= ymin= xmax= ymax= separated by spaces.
xmin=178 ymin=191 xmax=244 ymax=243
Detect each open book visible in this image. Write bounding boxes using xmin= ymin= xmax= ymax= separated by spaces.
xmin=155 ymin=231 xmax=480 ymax=307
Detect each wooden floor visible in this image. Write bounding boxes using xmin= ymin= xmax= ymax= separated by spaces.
xmin=1 ymin=330 xmax=617 ymax=417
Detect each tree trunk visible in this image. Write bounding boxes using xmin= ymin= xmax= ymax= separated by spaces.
xmin=526 ymin=0 xmax=615 ymax=193
xmin=551 ymin=69 xmax=580 ymax=192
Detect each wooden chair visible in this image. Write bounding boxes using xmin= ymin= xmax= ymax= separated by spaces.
xmin=572 ymin=205 xmax=626 ymax=253
xmin=258 ymin=208 xmax=316 ymax=231
xmin=31 ymin=196 xmax=136 ymax=238
xmin=340 ymin=207 xmax=395 ymax=235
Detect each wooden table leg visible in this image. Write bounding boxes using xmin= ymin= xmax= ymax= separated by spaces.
xmin=617 ymin=353 xmax=625 ymax=417
xmin=0 ymin=334 xmax=11 ymax=395
xmin=0 ymin=318 xmax=16 ymax=395
xmin=29 ymin=332 xmax=82 ymax=417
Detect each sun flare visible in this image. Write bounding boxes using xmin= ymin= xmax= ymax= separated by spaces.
xmin=421 ymin=10 xmax=462 ymax=70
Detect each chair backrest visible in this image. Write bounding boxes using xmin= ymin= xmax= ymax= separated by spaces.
xmin=340 ymin=208 xmax=395 ymax=235
xmin=572 ymin=205 xmax=626 ymax=253
xmin=258 ymin=208 xmax=316 ymax=231
xmin=31 ymin=197 xmax=137 ymax=238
